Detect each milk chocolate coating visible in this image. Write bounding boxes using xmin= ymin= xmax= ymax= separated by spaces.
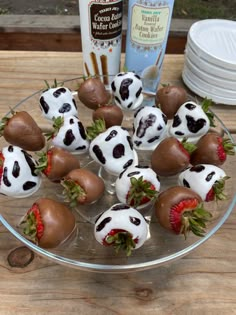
xmin=36 ymin=198 xmax=76 ymax=248
xmin=155 ymin=186 xmax=202 ymax=231
xmin=151 ymin=137 xmax=189 ymax=176
xmin=47 ymin=147 xmax=80 ymax=181
xmin=65 ymin=168 xmax=105 ymax=204
xmin=155 ymin=85 xmax=187 ymax=120
xmin=78 ymin=78 xmax=110 ymax=110
xmin=4 ymin=111 xmax=45 ymax=151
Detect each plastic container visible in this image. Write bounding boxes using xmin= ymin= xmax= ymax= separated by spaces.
xmin=78 ymin=0 xmax=123 ymax=85
xmin=125 ymin=0 xmax=175 ymax=93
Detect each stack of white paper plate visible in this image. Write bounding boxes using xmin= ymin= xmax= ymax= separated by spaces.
xmin=182 ymin=19 xmax=236 ymax=105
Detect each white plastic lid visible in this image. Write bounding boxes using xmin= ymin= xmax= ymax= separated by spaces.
xmin=188 ymin=19 xmax=236 ymax=70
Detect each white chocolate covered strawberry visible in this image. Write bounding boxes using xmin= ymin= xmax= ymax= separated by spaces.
xmin=0 ymin=145 xmax=41 ymax=198
xmin=88 ymin=121 xmax=138 ymax=176
xmin=94 ymin=203 xmax=148 ymax=256
xmin=169 ymin=100 xmax=213 ymax=143
xmin=115 ymin=165 xmax=160 ymax=208
xmin=48 ymin=116 xmax=89 ymax=155
xmin=132 ymin=106 xmax=168 ymax=151
xmin=111 ymin=72 xmax=143 ymax=111
xmin=39 ymin=83 xmax=78 ymax=120
xmin=178 ymin=164 xmax=228 ymax=202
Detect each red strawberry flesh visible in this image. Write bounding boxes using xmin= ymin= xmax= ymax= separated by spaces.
xmin=25 ymin=204 xmax=44 ymax=242
xmin=170 ymin=198 xmax=199 ymax=234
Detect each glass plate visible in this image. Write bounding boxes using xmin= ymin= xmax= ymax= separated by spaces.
xmin=0 ymin=77 xmax=235 ymax=273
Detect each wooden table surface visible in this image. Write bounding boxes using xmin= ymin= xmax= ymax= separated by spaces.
xmin=0 ymin=51 xmax=236 ymax=315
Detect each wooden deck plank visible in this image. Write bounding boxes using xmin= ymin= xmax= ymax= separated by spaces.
xmin=0 ymin=15 xmax=197 ymax=53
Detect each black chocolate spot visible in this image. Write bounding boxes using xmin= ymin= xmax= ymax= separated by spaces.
xmin=53 ymin=87 xmax=67 ymax=98
xmin=96 ymin=217 xmax=112 ymax=232
xmin=206 ymin=171 xmax=216 ymax=182
xmin=105 ymin=130 xmax=118 ymax=141
xmin=63 ymin=129 xmax=75 ymax=146
xmin=172 ymin=115 xmax=182 ymax=128
xmin=23 ymin=181 xmax=37 ymax=191
xmin=3 ymin=167 xmax=11 ymax=187
xmin=129 ymin=216 xmax=141 ymax=226
xmin=186 ymin=115 xmax=206 ymax=133
xmin=113 ymin=144 xmax=125 ymax=158
xmin=39 ymin=96 xmax=49 ymax=114
xmin=190 ymin=165 xmax=205 ymax=173
xmin=12 ymin=161 xmax=20 ymax=178
xmin=185 ymin=102 xmax=196 ymax=110
xmin=93 ymin=145 xmax=106 ymax=164
xmin=111 ymin=204 xmax=130 ymax=211
xmin=59 ymin=103 xmax=72 ymax=114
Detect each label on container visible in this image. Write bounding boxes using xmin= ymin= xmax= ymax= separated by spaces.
xmin=125 ymin=0 xmax=174 ymax=93
xmin=130 ymin=5 xmax=170 ymax=48
xmin=89 ymin=1 xmax=123 ymax=41
xmin=79 ymin=0 xmax=123 ymax=85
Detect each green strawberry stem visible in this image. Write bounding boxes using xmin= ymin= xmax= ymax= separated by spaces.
xmin=201 ymin=98 xmax=216 ymax=127
xmin=34 ymin=151 xmax=49 ymax=174
xmin=181 ymin=205 xmax=212 ymax=239
xmin=222 ymin=138 xmax=236 ymax=156
xmin=44 ymin=78 xmax=62 ymax=90
xmin=19 ymin=205 xmax=44 ymax=244
xmin=61 ymin=179 xmax=86 ymax=208
xmin=0 ymin=109 xmax=15 ymax=136
xmin=127 ymin=176 xmax=158 ymax=208
xmin=181 ymin=138 xmax=197 ymax=154
xmin=105 ymin=231 xmax=136 ymax=256
xmin=213 ymin=176 xmax=230 ymax=201
xmin=86 ymin=118 xmax=106 ymax=140
xmin=45 ymin=116 xmax=64 ymax=140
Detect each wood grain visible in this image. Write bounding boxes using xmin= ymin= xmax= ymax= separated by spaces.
xmin=0 ymin=51 xmax=235 ymax=315
xmin=0 ymin=16 xmax=196 ymax=54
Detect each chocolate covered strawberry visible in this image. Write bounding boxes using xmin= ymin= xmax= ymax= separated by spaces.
xmin=39 ymin=80 xmax=78 ymax=120
xmin=169 ymin=99 xmax=214 ymax=143
xmin=155 ymin=186 xmax=212 ymax=238
xmin=0 ymin=110 xmax=45 ymax=151
xmin=47 ymin=115 xmax=89 ymax=155
xmin=178 ymin=164 xmax=229 ymax=202
xmin=92 ymin=104 xmax=124 ymax=128
xmin=35 ymin=146 xmax=80 ymax=182
xmin=0 ymin=145 xmax=41 ymax=198
xmin=155 ymin=85 xmax=188 ymax=119
xmin=190 ymin=132 xmax=235 ymax=166
xmin=19 ymin=198 xmax=76 ymax=248
xmin=61 ymin=168 xmax=105 ymax=207
xmin=115 ymin=165 xmax=160 ymax=208
xmin=87 ymin=119 xmax=138 ymax=176
xmin=94 ymin=203 xmax=148 ymax=256
xmin=151 ymin=136 xmax=196 ymax=176
xmin=77 ymin=76 xmax=110 ymax=110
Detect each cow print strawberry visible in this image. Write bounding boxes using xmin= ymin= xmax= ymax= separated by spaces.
xmin=169 ymin=101 xmax=210 ymax=143
xmin=0 ymin=145 xmax=41 ymax=198
xmin=178 ymin=164 xmax=227 ymax=202
xmin=111 ymin=72 xmax=143 ymax=111
xmin=132 ymin=106 xmax=168 ymax=150
xmin=52 ymin=115 xmax=89 ymax=154
xmin=89 ymin=126 xmax=138 ymax=176
xmin=39 ymin=87 xmax=78 ymax=120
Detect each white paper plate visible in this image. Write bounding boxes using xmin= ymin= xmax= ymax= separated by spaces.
xmin=183 ymin=63 xmax=236 ymax=98
xmin=185 ymin=44 xmax=236 ymax=81
xmin=188 ymin=19 xmax=236 ymax=70
xmin=182 ymin=68 xmax=236 ymax=106
xmin=184 ymin=54 xmax=236 ymax=90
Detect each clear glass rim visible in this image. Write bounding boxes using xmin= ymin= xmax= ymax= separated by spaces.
xmin=1 ymin=77 xmax=235 ymax=273
xmin=1 ymin=195 xmax=235 ymax=273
